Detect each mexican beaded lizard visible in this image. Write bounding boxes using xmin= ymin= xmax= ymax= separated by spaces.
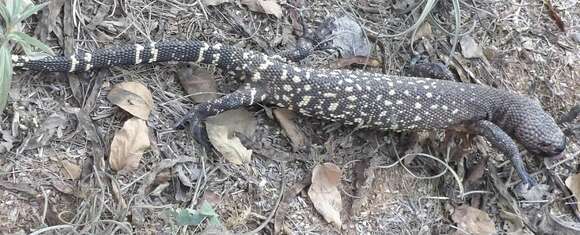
xmin=12 ymin=40 xmax=567 ymax=186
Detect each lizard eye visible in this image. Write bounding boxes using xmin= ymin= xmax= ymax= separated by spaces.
xmin=538 ymin=142 xmax=551 ymax=148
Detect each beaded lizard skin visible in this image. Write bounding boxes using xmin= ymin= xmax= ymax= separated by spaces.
xmin=12 ymin=40 xmax=567 ymax=187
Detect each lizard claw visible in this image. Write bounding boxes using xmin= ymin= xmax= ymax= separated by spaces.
xmin=190 ymin=115 xmax=211 ymax=151
xmin=516 ymin=175 xmax=538 ymax=192
xmin=513 ymin=161 xmax=538 ymax=190
xmin=174 ymin=110 xmax=195 ymax=129
xmin=514 ymin=178 xmax=538 ymax=195
xmin=526 ymin=178 xmax=538 ymax=187
xmin=175 ymin=110 xmax=212 ymax=151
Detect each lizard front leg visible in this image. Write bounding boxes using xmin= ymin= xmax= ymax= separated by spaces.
xmin=469 ymin=120 xmax=536 ymax=188
xmin=177 ymin=86 xmax=266 ymax=149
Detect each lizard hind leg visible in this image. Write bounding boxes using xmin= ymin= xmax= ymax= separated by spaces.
xmin=176 ymin=87 xmax=267 ymax=150
xmin=406 ymin=63 xmax=456 ymax=80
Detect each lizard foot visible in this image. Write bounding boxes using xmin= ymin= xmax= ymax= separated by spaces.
xmin=175 ymin=111 xmax=212 ymax=151
xmin=516 ymin=174 xmax=538 ymax=192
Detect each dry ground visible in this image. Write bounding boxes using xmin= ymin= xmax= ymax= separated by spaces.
xmin=0 ymin=0 xmax=579 ymax=234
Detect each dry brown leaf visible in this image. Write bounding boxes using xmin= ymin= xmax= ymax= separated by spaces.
xmin=52 ymin=180 xmax=75 ymax=195
xmin=351 ymin=158 xmax=373 ymax=215
xmin=500 ymin=211 xmax=528 ymax=235
xmin=414 ymin=22 xmax=433 ymax=41
xmin=154 ymin=169 xmax=172 ymax=186
xmin=240 ymin=0 xmax=263 ymax=12
xmin=393 ymin=0 xmax=414 ymax=11
xmin=273 ymin=109 xmax=305 ymax=151
xmin=460 ymin=36 xmax=484 ymax=59
xmin=207 ymin=126 xmax=252 ymax=165
xmin=150 ymin=182 xmax=170 ymax=196
xmin=201 ymin=224 xmax=232 ymax=235
xmin=61 ymin=160 xmax=81 ymax=180
xmin=0 ymin=181 xmax=38 ymax=198
xmin=308 ymin=163 xmax=342 ymax=227
xmin=138 ymin=158 xmax=195 ymax=194
xmin=109 ymin=118 xmax=150 ymax=172
xmin=521 ymin=184 xmax=551 ymax=202
xmin=258 ymin=0 xmax=283 ymax=18
xmin=538 ymin=206 xmax=580 ymax=234
xmin=176 ymin=64 xmax=218 ymax=103
xmin=335 ymin=56 xmax=381 ymax=69
xmin=68 ymin=108 xmax=106 ymax=170
xmin=241 ymin=0 xmax=283 ymax=18
xmin=544 ymin=0 xmax=565 ymax=32
xmin=319 ymin=16 xmax=371 ymax=57
xmin=201 ymin=0 xmax=232 ymax=6
xmin=465 ymin=156 xmax=489 ymax=184
xmin=206 ymin=109 xmax=257 ymax=165
xmin=451 ymin=205 xmax=496 ymax=235
xmin=20 ymin=112 xmax=68 ymax=150
xmin=176 ymin=164 xmax=197 ymax=188
xmin=46 ymin=0 xmax=65 ymax=45
xmin=201 ymin=191 xmax=222 ymax=206
xmin=565 ymin=173 xmax=580 ymax=211
xmin=110 ymin=177 xmax=127 ymax=209
xmin=274 ymin=176 xmax=311 ymax=234
xmin=131 ymin=207 xmax=146 ymax=226
xmin=0 ymin=129 xmax=14 ymax=154
xmin=107 ymin=81 xmax=154 ymax=120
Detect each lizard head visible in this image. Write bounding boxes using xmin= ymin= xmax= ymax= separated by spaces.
xmin=508 ymin=98 xmax=566 ymax=158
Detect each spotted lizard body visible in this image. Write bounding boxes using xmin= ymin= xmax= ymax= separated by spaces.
xmin=12 ymin=40 xmax=567 ymax=186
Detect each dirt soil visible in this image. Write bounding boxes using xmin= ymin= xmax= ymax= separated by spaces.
xmin=1 ymin=0 xmax=579 ymax=234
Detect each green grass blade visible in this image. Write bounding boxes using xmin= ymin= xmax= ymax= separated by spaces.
xmin=5 ymin=32 xmax=33 ymax=54
xmin=11 ymin=32 xmax=53 ymax=55
xmin=0 ymin=46 xmax=12 ymax=112
xmin=0 ymin=4 xmax=11 ymax=26
xmin=16 ymin=2 xmax=48 ymax=23
xmin=6 ymin=0 xmax=19 ymax=19
xmin=5 ymin=31 xmax=21 ymax=41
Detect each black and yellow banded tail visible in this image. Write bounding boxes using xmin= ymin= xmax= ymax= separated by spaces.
xmin=11 ymin=40 xmax=256 ymax=73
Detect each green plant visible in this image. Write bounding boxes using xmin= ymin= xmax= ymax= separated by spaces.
xmin=0 ymin=0 xmax=52 ymax=112
xmin=168 ymin=201 xmax=222 ymax=226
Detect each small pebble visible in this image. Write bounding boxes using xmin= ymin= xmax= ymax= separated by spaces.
xmin=571 ymin=31 xmax=580 ymax=44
